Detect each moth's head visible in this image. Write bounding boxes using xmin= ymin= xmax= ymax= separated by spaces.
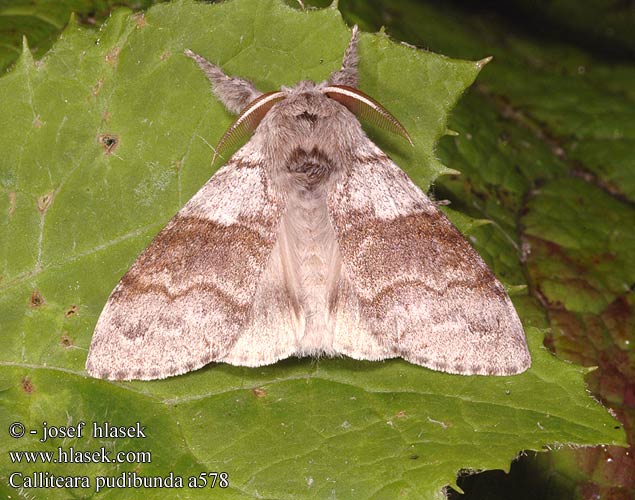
xmin=276 ymin=80 xmax=336 ymax=125
xmin=260 ymin=81 xmax=344 ymax=136
xmin=185 ymin=25 xmax=411 ymax=160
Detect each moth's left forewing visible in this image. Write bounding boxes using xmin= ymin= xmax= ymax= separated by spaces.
xmin=86 ymin=147 xmax=292 ymax=380
xmin=328 ymin=140 xmax=531 ymax=375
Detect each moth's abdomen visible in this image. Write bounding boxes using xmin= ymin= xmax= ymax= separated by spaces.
xmin=280 ymin=147 xmax=341 ymax=354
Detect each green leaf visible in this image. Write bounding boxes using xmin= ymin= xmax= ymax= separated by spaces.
xmin=0 ymin=0 xmax=157 ymax=72
xmin=0 ymin=1 xmax=625 ymax=499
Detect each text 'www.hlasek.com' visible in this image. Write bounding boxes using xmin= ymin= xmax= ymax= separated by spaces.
xmin=7 ymin=420 xmax=230 ymax=493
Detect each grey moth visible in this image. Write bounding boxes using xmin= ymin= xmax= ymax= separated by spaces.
xmin=86 ymin=26 xmax=530 ymax=380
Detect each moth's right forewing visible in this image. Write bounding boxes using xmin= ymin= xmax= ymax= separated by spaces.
xmin=328 ymin=141 xmax=531 ymax=376
xmin=86 ymin=148 xmax=286 ymax=380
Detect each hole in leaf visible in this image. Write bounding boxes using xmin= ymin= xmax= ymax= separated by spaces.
xmin=65 ymin=305 xmax=78 ymax=318
xmin=105 ymin=47 xmax=121 ymax=65
xmin=133 ymin=13 xmax=146 ymax=28
xmin=37 ymin=191 xmax=54 ymax=214
xmin=92 ymin=79 xmax=103 ymax=97
xmin=21 ymin=376 xmax=34 ymax=393
xmin=60 ymin=332 xmax=74 ymax=348
xmin=99 ymin=134 xmax=119 ymax=155
xmin=252 ymin=388 xmax=267 ymax=398
xmin=8 ymin=191 xmax=16 ymax=217
xmin=29 ymin=289 xmax=45 ymax=308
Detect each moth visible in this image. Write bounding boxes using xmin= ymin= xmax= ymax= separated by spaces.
xmin=86 ymin=26 xmax=530 ymax=381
